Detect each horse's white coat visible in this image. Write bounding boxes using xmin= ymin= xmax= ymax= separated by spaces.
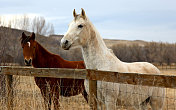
xmin=61 ymin=9 xmax=165 ymax=110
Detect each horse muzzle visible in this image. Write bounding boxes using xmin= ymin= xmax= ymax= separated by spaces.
xmin=24 ymin=59 xmax=32 ymax=66
xmin=60 ymin=39 xmax=71 ymax=50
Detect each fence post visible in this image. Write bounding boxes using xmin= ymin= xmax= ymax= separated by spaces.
xmin=89 ymin=80 xmax=97 ymax=110
xmin=6 ymin=75 xmax=13 ymax=110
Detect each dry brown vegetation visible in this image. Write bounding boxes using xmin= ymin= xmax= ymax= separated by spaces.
xmin=111 ymin=42 xmax=176 ymax=65
xmin=0 ymin=68 xmax=175 ymax=110
xmin=0 ymin=75 xmax=90 ymax=110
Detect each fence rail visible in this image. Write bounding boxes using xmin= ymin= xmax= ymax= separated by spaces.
xmin=0 ymin=66 xmax=176 ymax=88
xmin=0 ymin=66 xmax=176 ymax=110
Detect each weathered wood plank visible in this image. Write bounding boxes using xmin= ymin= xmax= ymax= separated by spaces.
xmin=0 ymin=66 xmax=176 ymax=89
xmin=87 ymin=69 xmax=176 ymax=88
xmin=0 ymin=66 xmax=87 ymax=79
xmin=88 ymin=80 xmax=97 ymax=110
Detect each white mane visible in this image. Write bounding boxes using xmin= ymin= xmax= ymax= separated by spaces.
xmin=87 ymin=18 xmax=108 ymax=50
xmin=86 ymin=18 xmax=116 ymax=56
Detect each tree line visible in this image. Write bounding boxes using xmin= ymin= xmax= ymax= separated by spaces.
xmin=0 ymin=15 xmax=54 ymax=36
xmin=111 ymin=42 xmax=176 ymax=65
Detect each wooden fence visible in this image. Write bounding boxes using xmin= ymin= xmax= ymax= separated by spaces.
xmin=0 ymin=66 xmax=176 ymax=110
xmin=153 ymin=63 xmax=176 ymax=70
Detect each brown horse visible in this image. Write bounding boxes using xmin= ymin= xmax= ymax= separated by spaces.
xmin=20 ymin=32 xmax=88 ymax=110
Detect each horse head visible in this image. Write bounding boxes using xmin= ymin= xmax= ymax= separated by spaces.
xmin=61 ymin=8 xmax=93 ymax=50
xmin=20 ymin=32 xmax=37 ymax=66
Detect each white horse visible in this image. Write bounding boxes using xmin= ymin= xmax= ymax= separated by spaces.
xmin=61 ymin=9 xmax=165 ymax=110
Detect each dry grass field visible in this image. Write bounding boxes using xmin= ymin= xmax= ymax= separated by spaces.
xmin=0 ymin=76 xmax=90 ymax=110
xmin=0 ymin=68 xmax=175 ymax=110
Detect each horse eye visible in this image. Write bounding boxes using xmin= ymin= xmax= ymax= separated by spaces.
xmin=78 ymin=25 xmax=83 ymax=28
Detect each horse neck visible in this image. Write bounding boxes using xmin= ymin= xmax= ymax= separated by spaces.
xmin=81 ymin=21 xmax=121 ymax=69
xmin=32 ymin=42 xmax=62 ymax=68
xmin=84 ymin=20 xmax=108 ymax=52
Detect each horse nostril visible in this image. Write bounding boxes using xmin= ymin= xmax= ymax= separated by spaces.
xmin=64 ymin=40 xmax=69 ymax=46
xmin=29 ymin=59 xmax=32 ymax=64
xmin=25 ymin=59 xmax=28 ymax=64
xmin=24 ymin=59 xmax=32 ymax=66
xmin=61 ymin=39 xmax=71 ymax=50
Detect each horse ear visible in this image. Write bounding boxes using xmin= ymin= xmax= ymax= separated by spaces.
xmin=22 ymin=32 xmax=27 ymax=38
xmin=73 ymin=9 xmax=77 ymax=18
xmin=21 ymin=32 xmax=27 ymax=41
xmin=31 ymin=32 xmax=35 ymax=40
xmin=81 ymin=8 xmax=86 ymax=19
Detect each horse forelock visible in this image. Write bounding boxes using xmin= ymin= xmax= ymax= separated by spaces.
xmin=74 ymin=14 xmax=79 ymax=20
xmin=74 ymin=14 xmax=87 ymax=21
xmin=21 ymin=36 xmax=30 ymax=45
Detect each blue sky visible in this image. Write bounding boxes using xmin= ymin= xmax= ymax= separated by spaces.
xmin=0 ymin=0 xmax=176 ymax=42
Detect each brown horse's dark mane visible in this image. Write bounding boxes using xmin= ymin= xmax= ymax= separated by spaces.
xmin=35 ymin=41 xmax=55 ymax=57
xmin=33 ymin=41 xmax=62 ymax=68
xmin=20 ymin=36 xmax=30 ymax=44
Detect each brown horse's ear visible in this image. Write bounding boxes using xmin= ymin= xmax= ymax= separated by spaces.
xmin=30 ymin=32 xmax=35 ymax=41
xmin=22 ymin=32 xmax=27 ymax=40
xmin=73 ymin=9 xmax=77 ymax=18
xmin=81 ymin=8 xmax=86 ymax=19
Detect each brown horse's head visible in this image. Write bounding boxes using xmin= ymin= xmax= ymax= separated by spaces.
xmin=20 ymin=32 xmax=37 ymax=66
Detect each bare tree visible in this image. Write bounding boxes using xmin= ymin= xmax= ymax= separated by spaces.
xmin=19 ymin=15 xmax=30 ymax=31
xmin=0 ymin=16 xmax=6 ymax=26
xmin=0 ymin=15 xmax=54 ymax=36
xmin=31 ymin=16 xmax=54 ymax=36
